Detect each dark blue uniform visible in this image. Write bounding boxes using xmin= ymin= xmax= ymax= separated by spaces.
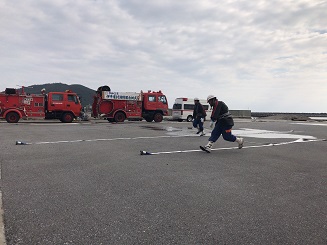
xmin=209 ymin=100 xmax=236 ymax=143
xmin=193 ymin=102 xmax=206 ymax=133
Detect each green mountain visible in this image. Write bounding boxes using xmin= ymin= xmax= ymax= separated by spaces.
xmin=19 ymin=83 xmax=96 ymax=107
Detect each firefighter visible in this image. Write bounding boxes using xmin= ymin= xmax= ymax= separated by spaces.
xmin=41 ymin=88 xmax=48 ymax=111
xmin=192 ymin=98 xmax=206 ymax=136
xmin=200 ymin=95 xmax=244 ymax=153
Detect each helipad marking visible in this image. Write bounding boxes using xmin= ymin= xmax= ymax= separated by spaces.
xmin=168 ymin=128 xmax=317 ymax=140
xmin=224 ymin=128 xmax=316 ymax=139
xmin=140 ymin=138 xmax=326 ymax=155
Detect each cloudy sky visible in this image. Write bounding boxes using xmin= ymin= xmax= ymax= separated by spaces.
xmin=1 ymin=0 xmax=326 ymax=112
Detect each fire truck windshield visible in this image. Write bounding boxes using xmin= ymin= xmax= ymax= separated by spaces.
xmin=158 ymin=96 xmax=167 ymax=104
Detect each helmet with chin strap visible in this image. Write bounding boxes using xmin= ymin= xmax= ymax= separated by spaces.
xmin=207 ymin=95 xmax=216 ymax=102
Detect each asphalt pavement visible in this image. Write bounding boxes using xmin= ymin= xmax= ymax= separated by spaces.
xmin=0 ymin=118 xmax=326 ymax=244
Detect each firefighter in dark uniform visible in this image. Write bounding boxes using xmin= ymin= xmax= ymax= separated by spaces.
xmin=192 ymin=98 xmax=206 ymax=136
xmin=200 ymin=95 xmax=244 ymax=153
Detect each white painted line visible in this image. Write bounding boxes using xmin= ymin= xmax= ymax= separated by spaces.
xmin=0 ymin=191 xmax=6 ymax=245
xmin=27 ymin=134 xmax=202 ymax=145
xmin=291 ymin=122 xmax=327 ymax=126
xmin=28 ymin=123 xmax=81 ymax=126
xmin=143 ymin=138 xmax=326 ymax=155
xmin=308 ymin=117 xmax=327 ymax=120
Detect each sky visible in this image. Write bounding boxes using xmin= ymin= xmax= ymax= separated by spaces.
xmin=0 ymin=0 xmax=326 ymax=112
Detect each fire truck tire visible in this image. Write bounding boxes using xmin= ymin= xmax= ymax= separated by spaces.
xmin=6 ymin=112 xmax=20 ymax=123
xmin=153 ymin=113 xmax=163 ymax=122
xmin=61 ymin=112 xmax=74 ymax=123
xmin=114 ymin=112 xmax=126 ymax=122
xmin=186 ymin=115 xmax=193 ymax=122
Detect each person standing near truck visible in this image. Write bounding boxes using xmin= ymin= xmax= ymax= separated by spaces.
xmin=192 ymin=98 xmax=206 ymax=136
xmin=200 ymin=95 xmax=244 ymax=153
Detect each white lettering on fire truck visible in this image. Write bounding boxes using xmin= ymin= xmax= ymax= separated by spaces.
xmin=102 ymin=91 xmax=141 ymax=101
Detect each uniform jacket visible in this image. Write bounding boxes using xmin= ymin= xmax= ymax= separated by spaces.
xmin=193 ymin=103 xmax=206 ymax=119
xmin=210 ymin=100 xmax=234 ymax=126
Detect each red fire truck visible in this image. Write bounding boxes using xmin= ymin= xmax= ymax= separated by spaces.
xmin=92 ymin=86 xmax=168 ymax=122
xmin=0 ymin=87 xmax=82 ymax=123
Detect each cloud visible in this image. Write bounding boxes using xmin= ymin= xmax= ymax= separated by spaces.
xmin=0 ymin=0 xmax=326 ymax=112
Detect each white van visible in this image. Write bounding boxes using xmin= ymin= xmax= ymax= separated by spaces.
xmin=172 ymin=97 xmax=212 ymax=122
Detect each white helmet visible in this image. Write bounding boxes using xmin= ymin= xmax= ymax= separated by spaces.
xmin=207 ymin=95 xmax=216 ymax=102
xmin=194 ymin=97 xmax=199 ymax=101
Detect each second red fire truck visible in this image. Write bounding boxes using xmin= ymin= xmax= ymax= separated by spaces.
xmin=92 ymin=86 xmax=168 ymax=122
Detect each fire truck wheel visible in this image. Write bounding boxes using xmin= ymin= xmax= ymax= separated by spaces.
xmin=6 ymin=112 xmax=20 ymax=123
xmin=153 ymin=113 xmax=163 ymax=122
xmin=114 ymin=112 xmax=126 ymax=122
xmin=187 ymin=115 xmax=193 ymax=122
xmin=61 ymin=112 xmax=74 ymax=123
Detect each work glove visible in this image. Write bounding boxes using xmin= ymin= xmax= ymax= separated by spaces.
xmin=209 ymin=120 xmax=215 ymax=128
xmin=200 ymin=118 xmax=204 ymax=123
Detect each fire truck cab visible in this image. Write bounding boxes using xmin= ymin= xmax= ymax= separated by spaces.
xmin=0 ymin=88 xmax=82 ymax=123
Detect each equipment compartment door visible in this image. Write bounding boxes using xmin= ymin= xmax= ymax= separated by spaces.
xmin=24 ymin=96 xmax=45 ymax=117
xmin=126 ymin=100 xmax=142 ymax=117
